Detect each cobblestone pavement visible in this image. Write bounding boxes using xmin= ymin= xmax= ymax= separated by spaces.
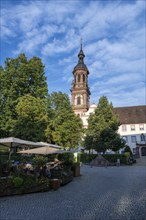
xmin=136 ymin=157 xmax=146 ymax=166
xmin=0 ymin=163 xmax=146 ymax=220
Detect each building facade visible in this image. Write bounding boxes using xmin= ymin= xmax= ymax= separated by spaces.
xmin=71 ymin=41 xmax=91 ymax=117
xmin=114 ymin=106 xmax=146 ymax=157
xmin=71 ymin=44 xmax=146 ymax=157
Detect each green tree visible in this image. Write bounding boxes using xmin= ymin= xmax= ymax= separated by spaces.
xmin=13 ymin=95 xmax=48 ymax=141
xmin=83 ymin=132 xmax=95 ymax=154
xmin=45 ymin=92 xmax=83 ymax=149
xmin=0 ymin=54 xmax=48 ymax=137
xmin=95 ymin=127 xmax=125 ymax=153
xmin=84 ymin=96 xmax=124 ymax=153
xmin=124 ymin=145 xmax=133 ymax=155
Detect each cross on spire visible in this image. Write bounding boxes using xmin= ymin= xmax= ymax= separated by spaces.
xmin=80 ymin=38 xmax=82 ymax=50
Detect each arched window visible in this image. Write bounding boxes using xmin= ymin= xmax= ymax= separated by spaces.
xmin=83 ymin=74 xmax=85 ymax=82
xmin=78 ymin=74 xmax=80 ymax=82
xmin=77 ymin=96 xmax=81 ymax=105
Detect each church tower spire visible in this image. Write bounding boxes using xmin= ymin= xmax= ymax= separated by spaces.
xmin=71 ymin=40 xmax=91 ymax=117
xmin=78 ymin=38 xmax=85 ymax=65
xmin=80 ymin=38 xmax=82 ymax=50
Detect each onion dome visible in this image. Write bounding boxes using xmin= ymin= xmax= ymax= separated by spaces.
xmin=73 ymin=40 xmax=89 ymax=73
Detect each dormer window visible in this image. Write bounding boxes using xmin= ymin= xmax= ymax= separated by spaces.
xmin=139 ymin=124 xmax=144 ymax=131
xmin=122 ymin=125 xmax=127 ymax=131
xmin=130 ymin=125 xmax=135 ymax=131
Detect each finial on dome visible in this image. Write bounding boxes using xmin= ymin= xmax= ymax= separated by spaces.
xmin=78 ymin=38 xmax=85 ymax=60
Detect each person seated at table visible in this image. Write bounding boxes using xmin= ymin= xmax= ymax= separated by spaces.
xmin=9 ymin=165 xmax=16 ymax=176
xmin=45 ymin=166 xmax=51 ymax=178
xmin=40 ymin=165 xmax=51 ymax=178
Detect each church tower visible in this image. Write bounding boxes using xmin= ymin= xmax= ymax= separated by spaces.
xmin=71 ymin=40 xmax=91 ymax=117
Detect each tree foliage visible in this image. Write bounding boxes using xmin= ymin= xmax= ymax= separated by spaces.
xmin=0 ymin=54 xmax=48 ymax=137
xmin=0 ymin=54 xmax=83 ymax=149
xmin=84 ymin=96 xmax=125 ymax=153
xmin=45 ymin=92 xmax=83 ymax=149
xmin=124 ymin=145 xmax=133 ymax=155
xmin=13 ymin=95 xmax=48 ymax=141
xmin=83 ymin=133 xmax=95 ymax=154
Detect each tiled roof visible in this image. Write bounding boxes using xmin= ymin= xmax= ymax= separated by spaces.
xmin=113 ymin=105 xmax=146 ymax=124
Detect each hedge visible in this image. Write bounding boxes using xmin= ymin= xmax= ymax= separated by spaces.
xmin=80 ymin=153 xmax=130 ymax=165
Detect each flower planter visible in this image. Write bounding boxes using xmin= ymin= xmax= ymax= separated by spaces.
xmin=61 ymin=175 xmax=73 ymax=185
xmin=50 ymin=179 xmax=60 ymax=190
xmin=73 ymin=165 xmax=80 ymax=177
xmin=0 ymin=181 xmax=50 ymax=197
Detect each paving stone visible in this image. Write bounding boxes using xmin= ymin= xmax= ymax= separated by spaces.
xmin=0 ymin=164 xmax=146 ymax=220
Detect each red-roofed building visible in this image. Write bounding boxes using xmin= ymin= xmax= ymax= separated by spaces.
xmin=114 ymin=106 xmax=146 ymax=157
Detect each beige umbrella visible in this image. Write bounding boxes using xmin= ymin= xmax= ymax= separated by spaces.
xmin=36 ymin=142 xmax=62 ymax=149
xmin=18 ymin=146 xmax=70 ymax=155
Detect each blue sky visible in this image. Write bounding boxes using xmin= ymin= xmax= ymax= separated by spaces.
xmin=1 ymin=0 xmax=146 ymax=107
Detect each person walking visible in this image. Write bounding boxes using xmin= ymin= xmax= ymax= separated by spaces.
xmin=116 ymin=158 xmax=120 ymax=167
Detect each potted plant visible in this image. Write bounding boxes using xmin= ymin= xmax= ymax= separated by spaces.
xmin=72 ymin=152 xmax=81 ymax=177
xmin=73 ymin=161 xmax=80 ymax=177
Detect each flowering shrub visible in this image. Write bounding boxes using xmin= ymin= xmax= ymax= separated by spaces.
xmin=12 ymin=177 xmax=23 ymax=187
xmin=32 ymin=155 xmax=48 ymax=167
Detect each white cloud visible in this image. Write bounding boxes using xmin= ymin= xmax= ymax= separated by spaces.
xmin=108 ymin=86 xmax=145 ymax=107
xmin=91 ymin=83 xmax=145 ymax=107
xmin=91 ymin=72 xmax=142 ymax=90
xmin=85 ymin=27 xmax=145 ymax=82
xmin=1 ymin=10 xmax=17 ymax=39
xmin=1 ymin=0 xmax=145 ymax=107
xmin=41 ymin=29 xmax=79 ymax=56
xmin=13 ymin=24 xmax=61 ymax=55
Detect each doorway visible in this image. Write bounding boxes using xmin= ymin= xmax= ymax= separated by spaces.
xmin=141 ymin=147 xmax=146 ymax=156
